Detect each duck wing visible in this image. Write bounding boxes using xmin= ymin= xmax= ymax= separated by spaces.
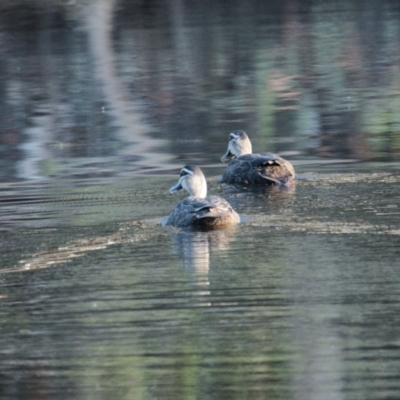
xmin=223 ymin=153 xmax=294 ymax=185
xmin=189 ymin=196 xmax=237 ymax=218
xmin=192 ymin=196 xmax=239 ymax=228
xmin=254 ymin=153 xmax=295 ymax=184
xmin=167 ymin=196 xmax=238 ymax=227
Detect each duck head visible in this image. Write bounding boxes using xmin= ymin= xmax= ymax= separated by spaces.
xmin=169 ymin=165 xmax=207 ymax=198
xmin=221 ymin=130 xmax=252 ymax=162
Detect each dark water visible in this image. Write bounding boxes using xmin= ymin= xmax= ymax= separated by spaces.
xmin=1 ymin=1 xmax=400 ymax=399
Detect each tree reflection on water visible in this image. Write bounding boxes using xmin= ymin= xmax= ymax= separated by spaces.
xmin=0 ymin=0 xmax=400 ymax=183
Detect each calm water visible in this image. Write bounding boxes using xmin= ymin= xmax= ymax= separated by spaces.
xmin=1 ymin=1 xmax=400 ymax=399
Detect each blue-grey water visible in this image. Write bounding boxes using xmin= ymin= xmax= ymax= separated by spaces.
xmin=1 ymin=1 xmax=400 ymax=399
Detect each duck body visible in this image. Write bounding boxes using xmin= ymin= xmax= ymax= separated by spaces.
xmin=167 ymin=165 xmax=240 ymax=228
xmin=221 ymin=152 xmax=295 ymax=186
xmin=167 ymin=195 xmax=239 ymax=228
xmin=221 ymin=130 xmax=295 ymax=186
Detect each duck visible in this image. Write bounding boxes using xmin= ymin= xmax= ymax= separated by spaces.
xmin=220 ymin=130 xmax=295 ymax=186
xmin=166 ymin=165 xmax=240 ymax=228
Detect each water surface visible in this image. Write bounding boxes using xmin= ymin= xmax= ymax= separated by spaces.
xmin=1 ymin=1 xmax=400 ymax=399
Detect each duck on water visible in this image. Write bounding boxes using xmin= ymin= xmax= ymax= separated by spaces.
xmin=220 ymin=130 xmax=295 ymax=186
xmin=166 ymin=165 xmax=240 ymax=229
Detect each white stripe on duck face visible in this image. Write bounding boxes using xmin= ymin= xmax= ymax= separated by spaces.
xmin=181 ymin=167 xmax=194 ymax=176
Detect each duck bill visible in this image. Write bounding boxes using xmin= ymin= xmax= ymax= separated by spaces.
xmin=221 ymin=148 xmax=235 ymax=163
xmin=169 ymin=181 xmax=183 ymax=193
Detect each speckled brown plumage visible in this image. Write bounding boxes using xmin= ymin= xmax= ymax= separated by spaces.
xmin=166 ymin=195 xmax=240 ymax=228
xmin=221 ymin=152 xmax=295 ymax=186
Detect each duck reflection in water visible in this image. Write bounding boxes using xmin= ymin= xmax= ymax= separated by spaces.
xmin=170 ymin=227 xmax=237 ymax=290
xmin=166 ymin=165 xmax=240 ymax=228
xmin=220 ymin=130 xmax=295 ymax=187
xmin=219 ymin=177 xmax=296 ymax=215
